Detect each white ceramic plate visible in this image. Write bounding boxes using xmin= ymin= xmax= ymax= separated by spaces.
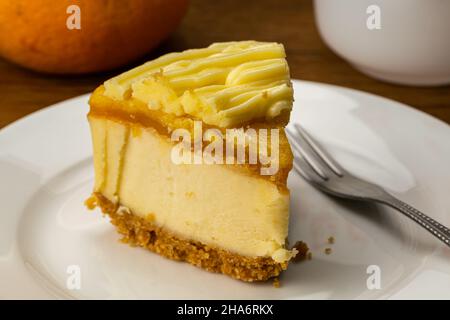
xmin=1 ymin=80 xmax=449 ymax=300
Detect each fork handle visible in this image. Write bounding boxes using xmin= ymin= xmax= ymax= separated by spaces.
xmin=380 ymin=195 xmax=450 ymax=247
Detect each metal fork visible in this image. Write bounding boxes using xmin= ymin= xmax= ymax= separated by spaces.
xmin=286 ymin=124 xmax=450 ymax=247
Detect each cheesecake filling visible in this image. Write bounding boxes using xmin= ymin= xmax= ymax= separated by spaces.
xmin=89 ymin=115 xmax=296 ymax=262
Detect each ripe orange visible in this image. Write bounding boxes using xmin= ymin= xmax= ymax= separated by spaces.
xmin=0 ymin=0 xmax=189 ymax=74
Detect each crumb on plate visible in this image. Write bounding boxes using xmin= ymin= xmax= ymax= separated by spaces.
xmin=273 ymin=277 xmax=280 ymax=288
xmin=291 ymin=241 xmax=310 ymax=263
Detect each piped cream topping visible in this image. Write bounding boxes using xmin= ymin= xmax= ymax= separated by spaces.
xmin=103 ymin=41 xmax=293 ymax=127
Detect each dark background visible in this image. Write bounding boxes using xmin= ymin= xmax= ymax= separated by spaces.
xmin=1 ymin=0 xmax=449 ymax=129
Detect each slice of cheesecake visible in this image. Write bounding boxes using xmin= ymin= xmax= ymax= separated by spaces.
xmin=86 ymin=41 xmax=299 ymax=281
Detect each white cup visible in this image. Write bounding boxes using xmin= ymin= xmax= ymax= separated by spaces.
xmin=314 ymin=0 xmax=450 ymax=86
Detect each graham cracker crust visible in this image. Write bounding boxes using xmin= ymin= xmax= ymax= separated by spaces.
xmin=89 ymin=193 xmax=290 ymax=282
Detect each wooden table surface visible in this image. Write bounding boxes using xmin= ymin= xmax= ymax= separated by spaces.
xmin=1 ymin=0 xmax=449 ymax=129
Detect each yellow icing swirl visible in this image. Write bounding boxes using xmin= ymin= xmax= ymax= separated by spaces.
xmin=103 ymin=41 xmax=293 ymax=127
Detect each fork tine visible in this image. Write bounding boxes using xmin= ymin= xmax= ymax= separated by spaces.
xmin=287 ymin=130 xmax=328 ymax=179
xmin=292 ymin=152 xmax=326 ymax=184
xmin=294 ymin=125 xmax=345 ymax=177
xmin=287 ymin=127 xmax=335 ymax=179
